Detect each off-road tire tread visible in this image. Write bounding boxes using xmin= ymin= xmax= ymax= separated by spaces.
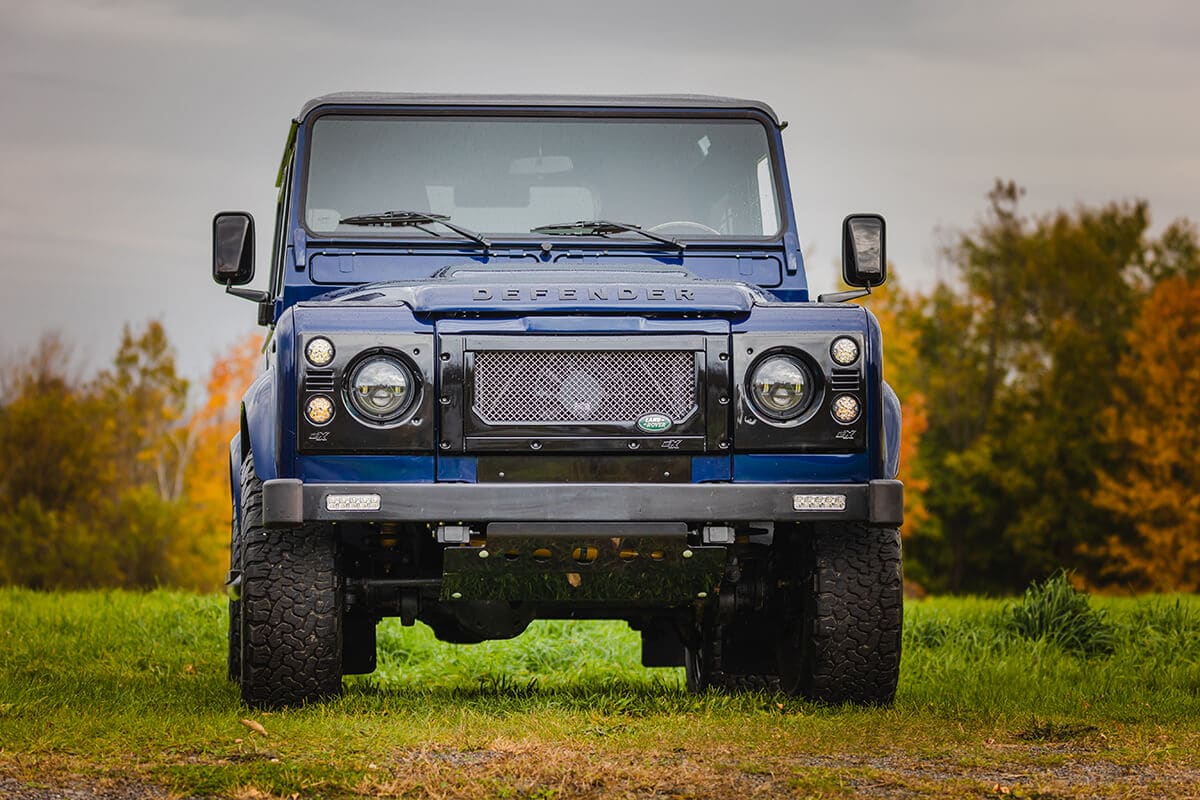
xmin=805 ymin=523 xmax=902 ymax=705
xmin=226 ymin=455 xmax=254 ymax=682
xmin=238 ymin=456 xmax=342 ymax=709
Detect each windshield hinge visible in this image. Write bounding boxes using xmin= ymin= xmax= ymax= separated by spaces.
xmin=292 ymin=228 xmax=307 ymax=270
xmin=783 ymin=232 xmax=801 ymax=275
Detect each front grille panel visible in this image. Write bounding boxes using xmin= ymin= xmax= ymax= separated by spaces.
xmin=472 ymin=350 xmax=697 ymax=423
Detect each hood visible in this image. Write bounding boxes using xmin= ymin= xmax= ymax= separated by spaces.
xmin=305 ymin=264 xmax=773 ymax=315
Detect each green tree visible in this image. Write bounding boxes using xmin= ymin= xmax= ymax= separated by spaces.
xmin=908 ymin=181 xmax=1200 ymax=592
xmin=97 ymin=321 xmax=191 ymax=502
xmin=0 ymin=336 xmax=123 ymax=587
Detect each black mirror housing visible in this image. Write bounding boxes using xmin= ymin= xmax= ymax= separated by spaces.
xmin=213 ymin=212 xmax=255 ymax=286
xmin=841 ymin=214 xmax=886 ymax=288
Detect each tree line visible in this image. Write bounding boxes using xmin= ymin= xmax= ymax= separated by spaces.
xmin=879 ymin=181 xmax=1200 ymax=593
xmin=0 ymin=324 xmax=258 ymax=591
xmin=1 ymin=180 xmax=1197 ymax=594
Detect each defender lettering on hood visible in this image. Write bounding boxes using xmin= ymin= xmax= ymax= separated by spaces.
xmin=472 ymin=286 xmax=696 ymax=302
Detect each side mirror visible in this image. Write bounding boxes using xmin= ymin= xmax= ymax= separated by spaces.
xmin=212 ymin=212 xmax=255 ymax=286
xmin=841 ymin=214 xmax=886 ymax=288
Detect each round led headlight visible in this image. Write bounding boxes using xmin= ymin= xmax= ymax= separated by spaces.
xmin=305 ymin=337 xmax=335 ymax=367
xmin=347 ymin=355 xmax=414 ymax=422
xmin=831 ymin=394 xmax=861 ymax=424
xmin=748 ymin=353 xmax=812 ymax=420
xmin=305 ymin=395 xmax=334 ymax=425
xmin=830 ymin=337 xmax=860 ymax=366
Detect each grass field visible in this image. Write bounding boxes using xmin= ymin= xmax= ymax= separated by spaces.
xmin=1 ymin=584 xmax=1199 ymax=799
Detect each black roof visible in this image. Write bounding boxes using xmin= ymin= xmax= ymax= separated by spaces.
xmin=294 ymin=93 xmax=781 ymax=126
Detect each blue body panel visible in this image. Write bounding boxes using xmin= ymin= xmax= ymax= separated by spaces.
xmin=298 ymin=456 xmax=435 ymax=483
xmin=733 ymin=454 xmax=872 ymax=484
xmin=232 ymin=100 xmax=901 ymax=499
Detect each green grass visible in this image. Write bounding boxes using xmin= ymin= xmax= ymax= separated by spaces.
xmin=1 ymin=587 xmax=1199 ymax=798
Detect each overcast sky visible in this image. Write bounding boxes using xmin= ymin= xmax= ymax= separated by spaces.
xmin=2 ymin=0 xmax=1198 ymax=382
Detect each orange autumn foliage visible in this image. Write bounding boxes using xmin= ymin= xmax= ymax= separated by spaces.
xmin=170 ymin=333 xmax=262 ymax=589
xmin=860 ymin=282 xmax=930 ymax=536
xmin=1092 ymin=277 xmax=1200 ymax=591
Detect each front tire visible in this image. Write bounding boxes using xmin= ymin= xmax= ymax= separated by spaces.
xmin=779 ymin=523 xmax=903 ymax=705
xmin=237 ymin=455 xmax=343 ymax=709
xmin=684 ymin=523 xmax=902 ymax=705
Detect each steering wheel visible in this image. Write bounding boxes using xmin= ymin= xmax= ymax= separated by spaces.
xmin=648 ymin=220 xmax=721 ymax=236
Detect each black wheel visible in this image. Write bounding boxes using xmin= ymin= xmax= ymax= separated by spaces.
xmin=238 ymin=454 xmax=343 ymax=709
xmin=779 ymin=522 xmax=903 ymax=706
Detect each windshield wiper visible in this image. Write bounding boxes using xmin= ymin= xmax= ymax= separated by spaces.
xmin=531 ymin=220 xmax=684 ymax=250
xmin=338 ymin=210 xmax=491 ymax=249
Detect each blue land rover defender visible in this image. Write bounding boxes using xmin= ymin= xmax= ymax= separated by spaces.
xmin=214 ymin=94 xmax=903 ymax=709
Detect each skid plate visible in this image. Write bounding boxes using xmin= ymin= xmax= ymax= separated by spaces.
xmin=440 ymin=535 xmax=725 ymax=603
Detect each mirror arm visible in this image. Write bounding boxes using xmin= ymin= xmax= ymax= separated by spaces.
xmin=225 ymin=282 xmax=270 ymax=303
xmin=818 ymin=286 xmax=872 ymax=304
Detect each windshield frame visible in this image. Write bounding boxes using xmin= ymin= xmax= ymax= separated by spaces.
xmin=297 ymin=107 xmax=788 ymax=246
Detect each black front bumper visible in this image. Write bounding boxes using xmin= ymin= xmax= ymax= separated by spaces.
xmin=261 ymin=479 xmax=903 ymax=528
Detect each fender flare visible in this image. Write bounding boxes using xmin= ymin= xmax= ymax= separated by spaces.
xmin=240 ymin=370 xmax=279 ymax=482
xmin=881 ymin=381 xmax=902 ymax=480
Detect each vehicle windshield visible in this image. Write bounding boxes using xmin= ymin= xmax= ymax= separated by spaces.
xmin=303 ymin=115 xmax=781 ymax=239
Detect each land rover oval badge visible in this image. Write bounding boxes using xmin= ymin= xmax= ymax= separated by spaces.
xmin=636 ymin=413 xmax=673 ymax=433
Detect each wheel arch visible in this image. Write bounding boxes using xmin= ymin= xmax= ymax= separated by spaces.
xmin=241 ymin=371 xmax=280 ymax=481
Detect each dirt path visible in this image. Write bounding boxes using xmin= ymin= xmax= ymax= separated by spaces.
xmin=6 ymin=747 xmax=1197 ymax=800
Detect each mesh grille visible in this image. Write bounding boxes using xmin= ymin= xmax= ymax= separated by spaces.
xmin=472 ymin=350 xmax=697 ymax=423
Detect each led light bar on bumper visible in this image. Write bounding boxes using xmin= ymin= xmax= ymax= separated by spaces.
xmin=325 ymin=493 xmax=381 ymax=512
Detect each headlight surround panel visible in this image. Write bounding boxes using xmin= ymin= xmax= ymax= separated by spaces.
xmin=298 ymin=332 xmax=435 ymax=453
xmin=733 ymin=332 xmax=866 ymax=452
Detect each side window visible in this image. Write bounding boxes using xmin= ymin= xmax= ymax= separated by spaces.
xmin=268 ymin=160 xmax=294 ymax=299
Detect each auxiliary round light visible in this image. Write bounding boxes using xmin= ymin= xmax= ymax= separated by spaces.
xmin=348 ymin=355 xmax=414 ymax=422
xmin=305 ymin=337 xmax=335 ymax=367
xmin=749 ymin=354 xmax=811 ymax=420
xmin=830 ymin=337 xmax=860 ymax=366
xmin=305 ymin=395 xmax=335 ymax=425
xmin=831 ymin=394 xmax=861 ymax=424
